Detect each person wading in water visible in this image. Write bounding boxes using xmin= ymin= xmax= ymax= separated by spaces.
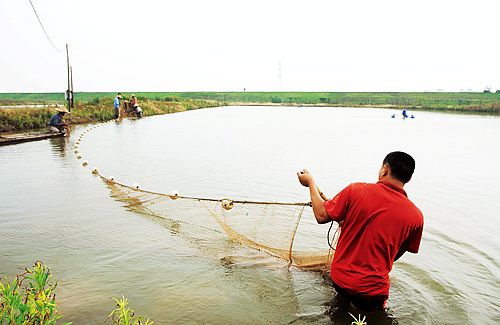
xmin=114 ymin=93 xmax=123 ymax=119
xmin=297 ymin=151 xmax=424 ymax=313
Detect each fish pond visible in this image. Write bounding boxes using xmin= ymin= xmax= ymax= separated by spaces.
xmin=0 ymin=106 xmax=499 ymax=324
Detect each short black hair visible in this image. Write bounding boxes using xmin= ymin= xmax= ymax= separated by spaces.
xmin=383 ymin=151 xmax=415 ymax=183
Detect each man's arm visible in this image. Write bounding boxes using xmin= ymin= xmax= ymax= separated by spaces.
xmin=54 ymin=116 xmax=67 ymax=127
xmin=394 ymin=231 xmax=421 ymax=261
xmin=396 ymin=225 xmax=423 ymax=261
xmin=297 ymin=169 xmax=331 ymax=224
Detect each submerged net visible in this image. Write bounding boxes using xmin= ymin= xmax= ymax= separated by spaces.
xmin=75 ymin=122 xmax=339 ymax=272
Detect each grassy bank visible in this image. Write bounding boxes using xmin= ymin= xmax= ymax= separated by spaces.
xmin=1 ymin=92 xmax=499 ymax=132
xmin=1 ymin=91 xmax=500 ymax=114
xmin=0 ymin=98 xmax=220 ymax=133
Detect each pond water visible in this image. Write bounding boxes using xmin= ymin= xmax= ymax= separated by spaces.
xmin=0 ymin=106 xmax=499 ymax=324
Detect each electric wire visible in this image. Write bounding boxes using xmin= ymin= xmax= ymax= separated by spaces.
xmin=27 ymin=0 xmax=62 ymax=52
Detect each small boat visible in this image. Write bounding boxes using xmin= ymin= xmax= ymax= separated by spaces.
xmin=0 ymin=131 xmax=65 ymax=146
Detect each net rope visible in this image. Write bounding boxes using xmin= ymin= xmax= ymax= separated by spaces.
xmin=73 ymin=121 xmax=340 ymax=271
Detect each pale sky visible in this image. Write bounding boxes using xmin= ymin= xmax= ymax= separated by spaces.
xmin=1 ymin=0 xmax=499 ymax=92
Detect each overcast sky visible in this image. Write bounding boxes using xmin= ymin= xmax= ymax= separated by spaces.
xmin=1 ymin=0 xmax=499 ymax=92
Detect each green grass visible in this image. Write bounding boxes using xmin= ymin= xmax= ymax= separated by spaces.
xmin=0 ymin=261 xmax=69 ymax=324
xmin=0 ymin=107 xmax=54 ymax=132
xmin=1 ymin=91 xmax=499 ymax=114
xmin=0 ymin=98 xmax=221 ymax=133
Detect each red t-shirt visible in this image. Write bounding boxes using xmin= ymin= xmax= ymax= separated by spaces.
xmin=324 ymin=181 xmax=424 ymax=297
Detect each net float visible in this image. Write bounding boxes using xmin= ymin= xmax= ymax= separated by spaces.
xmin=169 ymin=191 xmax=179 ymax=200
xmin=221 ymin=199 xmax=234 ymax=211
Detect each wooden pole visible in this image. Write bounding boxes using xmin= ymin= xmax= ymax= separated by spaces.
xmin=70 ymin=66 xmax=74 ymax=109
xmin=66 ymin=44 xmax=71 ymax=111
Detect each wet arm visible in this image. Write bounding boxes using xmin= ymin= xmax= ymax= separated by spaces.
xmin=308 ymin=180 xmax=331 ymax=224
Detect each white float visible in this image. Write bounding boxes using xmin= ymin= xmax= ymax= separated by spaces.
xmin=169 ymin=190 xmax=179 ymax=200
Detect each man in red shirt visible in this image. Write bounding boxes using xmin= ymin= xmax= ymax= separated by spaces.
xmin=297 ymin=151 xmax=424 ymax=312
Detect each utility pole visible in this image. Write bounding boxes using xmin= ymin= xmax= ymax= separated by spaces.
xmin=66 ymin=44 xmax=72 ymax=111
xmin=70 ymin=66 xmax=74 ymax=109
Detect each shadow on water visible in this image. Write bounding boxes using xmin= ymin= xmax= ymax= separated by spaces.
xmin=48 ymin=135 xmax=69 ymax=157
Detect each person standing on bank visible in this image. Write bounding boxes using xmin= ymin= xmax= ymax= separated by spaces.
xmin=48 ymin=106 xmax=70 ymax=134
xmin=114 ymin=93 xmax=123 ymax=119
xmin=297 ymin=151 xmax=424 ymax=312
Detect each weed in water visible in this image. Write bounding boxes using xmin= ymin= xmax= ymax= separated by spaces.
xmin=107 ymin=296 xmax=154 ymax=325
xmin=349 ymin=312 xmax=368 ymax=325
xmin=0 ymin=261 xmax=70 ymax=324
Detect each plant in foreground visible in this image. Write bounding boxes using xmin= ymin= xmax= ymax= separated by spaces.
xmin=0 ymin=261 xmax=70 ymax=324
xmin=349 ymin=312 xmax=368 ymax=325
xmin=108 ymin=296 xmax=154 ymax=325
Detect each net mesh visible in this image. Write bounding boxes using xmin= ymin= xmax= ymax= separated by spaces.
xmin=76 ymin=122 xmax=338 ymax=272
xmin=104 ymin=178 xmax=337 ymax=271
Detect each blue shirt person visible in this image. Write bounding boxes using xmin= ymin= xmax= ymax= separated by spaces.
xmin=402 ymin=109 xmax=408 ymax=119
xmin=114 ymin=93 xmax=123 ymax=118
xmin=48 ymin=107 xmax=70 ymax=133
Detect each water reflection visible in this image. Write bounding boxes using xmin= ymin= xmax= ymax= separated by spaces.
xmin=48 ymin=136 xmax=70 ymax=157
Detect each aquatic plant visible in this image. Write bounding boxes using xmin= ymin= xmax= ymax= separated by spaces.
xmin=0 ymin=261 xmax=70 ymax=324
xmin=1 ymin=262 xmax=155 ymax=324
xmin=107 ymin=296 xmax=154 ymax=325
xmin=349 ymin=312 xmax=367 ymax=325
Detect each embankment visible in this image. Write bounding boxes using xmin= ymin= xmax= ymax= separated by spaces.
xmin=0 ymin=98 xmax=221 ymax=133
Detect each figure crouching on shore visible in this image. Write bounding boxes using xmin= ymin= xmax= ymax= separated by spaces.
xmin=48 ymin=106 xmax=70 ymax=134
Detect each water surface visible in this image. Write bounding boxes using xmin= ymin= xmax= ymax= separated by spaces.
xmin=1 ymin=106 xmax=499 ymax=324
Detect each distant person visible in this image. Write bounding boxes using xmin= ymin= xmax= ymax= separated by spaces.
xmin=48 ymin=107 xmax=70 ymax=134
xmin=130 ymin=94 xmax=138 ymax=108
xmin=391 ymin=114 xmax=396 ymax=118
xmin=130 ymin=94 xmax=143 ymax=118
xmin=410 ymin=114 xmax=415 ymax=119
xmin=297 ymin=151 xmax=424 ymax=312
xmin=114 ymin=93 xmax=123 ymax=119
xmin=402 ymin=109 xmax=408 ymax=119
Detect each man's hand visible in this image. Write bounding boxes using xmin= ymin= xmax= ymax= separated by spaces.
xmin=297 ymin=169 xmax=331 ymax=224
xmin=297 ymin=169 xmax=314 ymax=188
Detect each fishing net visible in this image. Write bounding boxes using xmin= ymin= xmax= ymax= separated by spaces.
xmin=75 ymin=122 xmax=339 ymax=272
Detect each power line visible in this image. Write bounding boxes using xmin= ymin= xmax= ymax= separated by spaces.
xmin=27 ymin=0 xmax=62 ymax=52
